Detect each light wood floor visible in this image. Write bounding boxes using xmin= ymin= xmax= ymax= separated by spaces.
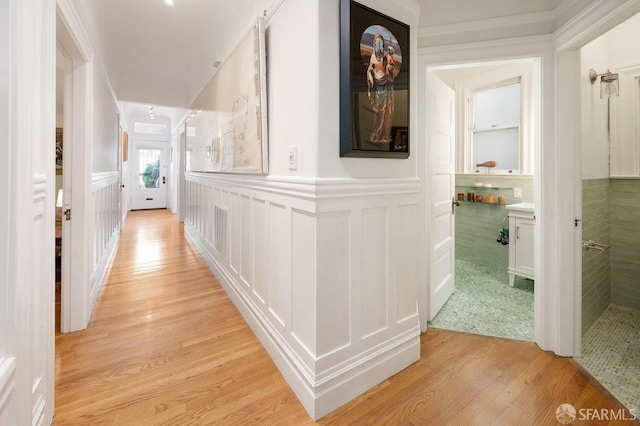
xmin=54 ymin=209 xmax=636 ymax=425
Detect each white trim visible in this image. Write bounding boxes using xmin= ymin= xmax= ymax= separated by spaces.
xmin=183 ymin=174 xmax=421 ymax=419
xmin=89 ymin=234 xmax=118 ymax=313
xmin=88 ymin=175 xmax=120 ymax=320
xmin=552 ymin=0 xmax=640 ymax=357
xmin=554 ymin=0 xmax=640 ymax=51
xmin=186 ymin=173 xmax=420 ymax=204
xmin=416 ymin=0 xmax=598 ymax=48
xmin=57 ymin=0 xmax=95 ymax=332
xmin=0 ymin=358 xmax=16 ymax=413
xmin=33 ymin=175 xmax=47 ymax=204
xmin=418 ymin=38 xmax=552 ymax=353
xmin=418 ymin=34 xmax=553 ymax=65
xmin=453 ymin=61 xmax=536 ymax=175
xmin=419 ymin=10 xmax=555 ymax=40
xmin=55 ymin=0 xmax=93 ymax=61
xmin=91 ymin=171 xmax=119 ymax=191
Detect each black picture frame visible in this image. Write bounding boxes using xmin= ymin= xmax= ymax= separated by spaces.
xmin=340 ymin=0 xmax=410 ymax=158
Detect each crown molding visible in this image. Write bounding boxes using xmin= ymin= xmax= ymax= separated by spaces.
xmin=417 ymin=0 xmax=586 ymax=48
xmin=419 ymin=10 xmax=555 ymax=40
xmin=554 ymin=0 xmax=640 ymax=50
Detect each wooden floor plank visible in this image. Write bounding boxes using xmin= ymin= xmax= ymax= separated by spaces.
xmin=54 ymin=210 xmax=636 ymax=425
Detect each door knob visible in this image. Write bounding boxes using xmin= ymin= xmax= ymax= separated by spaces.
xmin=452 ymin=197 xmax=460 ymax=214
xmin=162 ymin=176 xmax=166 ymax=184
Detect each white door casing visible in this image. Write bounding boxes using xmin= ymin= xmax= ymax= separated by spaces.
xmin=177 ymin=129 xmax=187 ymax=222
xmin=131 ymin=140 xmax=169 ymax=210
xmin=427 ymin=73 xmax=457 ymax=321
xmin=4 ymin=0 xmax=56 ymax=423
xmin=57 ymin=0 xmax=94 ymax=333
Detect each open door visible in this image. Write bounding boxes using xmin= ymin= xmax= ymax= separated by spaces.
xmin=427 ymin=73 xmax=456 ymax=321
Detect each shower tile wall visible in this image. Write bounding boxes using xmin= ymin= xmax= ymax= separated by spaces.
xmin=582 ymin=178 xmax=611 ymax=333
xmin=610 ymin=179 xmax=640 ymax=311
xmin=455 ymin=175 xmax=534 ymax=273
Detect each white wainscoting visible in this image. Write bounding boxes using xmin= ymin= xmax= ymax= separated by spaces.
xmin=0 ymin=358 xmax=16 ymax=425
xmin=184 ymin=173 xmax=421 ymax=420
xmin=90 ymin=172 xmax=120 ymax=311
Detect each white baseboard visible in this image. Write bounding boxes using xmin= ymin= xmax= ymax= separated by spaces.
xmin=90 ymin=233 xmax=119 ymax=314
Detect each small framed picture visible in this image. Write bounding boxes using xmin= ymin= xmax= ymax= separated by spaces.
xmin=391 ymin=126 xmax=408 ymax=152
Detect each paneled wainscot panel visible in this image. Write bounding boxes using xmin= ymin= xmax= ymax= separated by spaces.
xmin=184 ymin=174 xmax=420 ymax=420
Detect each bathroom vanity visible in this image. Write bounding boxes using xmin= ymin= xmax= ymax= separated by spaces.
xmin=506 ymin=202 xmax=535 ymax=287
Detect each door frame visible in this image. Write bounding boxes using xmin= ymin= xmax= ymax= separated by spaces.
xmin=177 ymin=126 xmax=187 ymax=222
xmin=554 ymin=0 xmax=640 ymax=356
xmin=57 ymin=0 xmax=94 ymax=332
xmin=417 ymin=42 xmax=547 ymax=349
xmin=129 ymin=139 xmax=170 ymax=210
xmin=418 ymin=1 xmax=640 ymax=357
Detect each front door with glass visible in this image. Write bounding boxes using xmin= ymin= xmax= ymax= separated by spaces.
xmin=131 ymin=140 xmax=169 ymax=210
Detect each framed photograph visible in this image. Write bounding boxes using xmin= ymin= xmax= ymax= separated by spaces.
xmin=340 ymin=0 xmax=410 ymax=158
xmin=122 ymin=131 xmax=128 ymax=162
xmin=56 ymin=128 xmax=63 ymax=173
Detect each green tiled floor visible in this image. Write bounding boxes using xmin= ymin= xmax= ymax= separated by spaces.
xmin=428 ymin=259 xmax=534 ymax=341
xmin=576 ymin=304 xmax=640 ymax=414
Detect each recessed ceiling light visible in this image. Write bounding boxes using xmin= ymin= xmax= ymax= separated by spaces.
xmin=165 ymin=0 xmax=174 ymax=5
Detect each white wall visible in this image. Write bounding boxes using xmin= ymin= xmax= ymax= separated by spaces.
xmin=2 ymin=0 xmax=57 ymax=423
xmin=266 ymin=0 xmax=319 ymax=176
xmin=607 ymin=12 xmax=640 ymax=67
xmin=581 ymin=12 xmax=640 ymax=179
xmin=0 ymin=0 xmax=13 ymax=422
xmin=92 ymin=58 xmax=120 ymax=174
xmin=581 ymin=35 xmax=613 ymax=178
xmin=183 ymin=0 xmax=421 ymax=420
xmin=317 ymin=0 xmax=418 ymax=179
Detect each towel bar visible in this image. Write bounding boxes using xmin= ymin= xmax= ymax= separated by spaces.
xmin=582 ymin=240 xmax=611 ymax=251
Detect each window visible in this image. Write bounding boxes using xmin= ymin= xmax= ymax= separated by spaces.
xmin=471 ymin=81 xmax=521 ymax=173
xmin=448 ymin=59 xmax=537 ymax=175
xmin=138 ymin=149 xmax=161 ymax=188
xmin=134 ymin=122 xmax=167 ymax=135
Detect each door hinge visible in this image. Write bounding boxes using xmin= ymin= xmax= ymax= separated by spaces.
xmin=64 ymin=208 xmax=71 ymax=221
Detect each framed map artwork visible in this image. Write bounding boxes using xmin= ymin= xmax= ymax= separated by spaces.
xmin=187 ymin=17 xmax=268 ymax=174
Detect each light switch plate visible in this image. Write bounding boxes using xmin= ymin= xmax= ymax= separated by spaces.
xmin=513 ymin=187 xmax=522 ymax=198
xmin=288 ymin=145 xmax=297 ymax=171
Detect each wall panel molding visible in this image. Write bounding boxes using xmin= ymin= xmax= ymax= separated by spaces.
xmin=89 ymin=173 xmax=120 ymax=313
xmin=91 ymin=171 xmax=119 ymax=191
xmin=184 ymin=173 xmax=420 ymax=419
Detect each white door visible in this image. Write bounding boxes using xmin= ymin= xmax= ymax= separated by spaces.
xmin=131 ymin=140 xmax=169 ymax=210
xmin=427 ymin=73 xmax=456 ymax=321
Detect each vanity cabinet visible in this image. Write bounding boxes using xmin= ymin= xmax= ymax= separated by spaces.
xmin=506 ymin=203 xmax=535 ymax=287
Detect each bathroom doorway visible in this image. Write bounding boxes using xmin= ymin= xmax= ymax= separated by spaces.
xmin=426 ymin=58 xmax=540 ymax=342
xmin=577 ymin=12 xmax=640 ymax=414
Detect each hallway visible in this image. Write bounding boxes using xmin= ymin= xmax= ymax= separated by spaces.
xmin=54 ymin=210 xmax=633 ymax=425
xmin=54 ymin=210 xmax=310 ymax=424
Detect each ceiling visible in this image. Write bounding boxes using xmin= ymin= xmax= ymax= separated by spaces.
xmin=72 ymin=0 xmax=572 ymax=120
